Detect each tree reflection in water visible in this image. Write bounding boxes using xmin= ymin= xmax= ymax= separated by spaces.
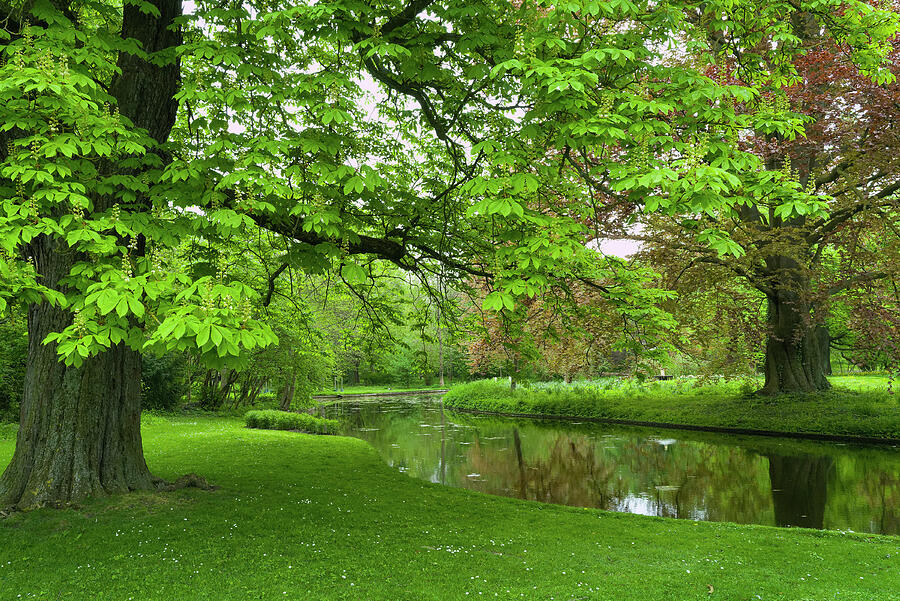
xmin=323 ymin=396 xmax=899 ymax=534
xmin=768 ymin=454 xmax=833 ymax=529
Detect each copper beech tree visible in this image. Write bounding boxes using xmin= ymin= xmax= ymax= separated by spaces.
xmin=620 ymin=8 xmax=900 ymax=393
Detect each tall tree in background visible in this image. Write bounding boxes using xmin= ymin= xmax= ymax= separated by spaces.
xmin=1 ymin=0 xmax=894 ymax=508
xmin=629 ymin=5 xmax=900 ymax=393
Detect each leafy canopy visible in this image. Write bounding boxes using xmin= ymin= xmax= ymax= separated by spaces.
xmin=0 ymin=0 xmax=895 ymax=368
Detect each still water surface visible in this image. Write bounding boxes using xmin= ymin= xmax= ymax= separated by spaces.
xmin=321 ymin=395 xmax=900 ymax=535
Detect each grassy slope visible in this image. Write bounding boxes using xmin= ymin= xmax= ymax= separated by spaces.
xmin=443 ymin=376 xmax=900 ymax=440
xmin=1 ymin=416 xmax=897 ymax=600
xmin=315 ymin=384 xmax=448 ymax=395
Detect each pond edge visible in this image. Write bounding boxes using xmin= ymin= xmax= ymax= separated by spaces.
xmin=446 ymin=406 xmax=900 ymax=446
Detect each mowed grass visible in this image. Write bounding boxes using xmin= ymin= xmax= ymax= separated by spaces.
xmin=444 ymin=375 xmax=900 ymax=440
xmin=316 ymin=384 xmax=449 ymax=395
xmin=0 ymin=416 xmax=898 ymax=600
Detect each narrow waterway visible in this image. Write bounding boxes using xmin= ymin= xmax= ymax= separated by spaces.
xmin=321 ymin=395 xmax=900 ymax=535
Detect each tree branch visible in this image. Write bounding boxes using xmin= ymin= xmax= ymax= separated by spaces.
xmin=262 ymin=262 xmax=289 ymax=307
xmin=826 ymin=271 xmax=889 ymax=296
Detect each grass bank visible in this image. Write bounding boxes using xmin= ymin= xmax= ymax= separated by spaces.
xmin=315 ymin=384 xmax=449 ymax=396
xmin=443 ymin=376 xmax=900 ymax=441
xmin=1 ymin=415 xmax=897 ymax=600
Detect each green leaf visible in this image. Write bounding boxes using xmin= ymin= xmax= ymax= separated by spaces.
xmin=482 ymin=292 xmax=504 ymax=311
xmin=196 ymin=323 xmax=212 ymax=347
xmin=97 ymin=290 xmax=118 ymax=315
xmin=127 ymin=297 xmax=145 ymax=318
xmin=115 ymin=298 xmax=129 ymax=318
xmin=341 ymin=262 xmax=366 ymax=283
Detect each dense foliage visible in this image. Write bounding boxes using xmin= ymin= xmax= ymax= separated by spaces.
xmin=140 ymin=351 xmax=188 ymax=411
xmin=2 ymin=0 xmax=895 ymax=370
xmin=0 ymin=316 xmax=26 ymax=420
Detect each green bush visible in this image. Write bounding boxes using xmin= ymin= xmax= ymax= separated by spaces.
xmin=0 ymin=318 xmax=27 ymax=421
xmin=245 ymin=410 xmax=339 ymax=434
xmin=0 ymin=421 xmax=18 ymax=440
xmin=142 ymin=352 xmax=189 ymax=411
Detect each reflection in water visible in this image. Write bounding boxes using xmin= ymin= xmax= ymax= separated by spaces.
xmin=768 ymin=454 xmax=832 ymax=529
xmin=322 ymin=397 xmax=900 ymax=534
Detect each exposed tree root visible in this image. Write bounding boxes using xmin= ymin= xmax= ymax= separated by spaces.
xmin=156 ymin=473 xmax=217 ymax=492
xmin=0 ymin=474 xmax=217 ymax=517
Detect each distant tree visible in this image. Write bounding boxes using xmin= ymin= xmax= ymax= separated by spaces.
xmin=633 ymin=13 xmax=900 ymax=393
xmin=465 ymin=270 xmax=677 ymax=385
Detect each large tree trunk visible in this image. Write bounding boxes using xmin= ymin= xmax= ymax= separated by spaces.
xmin=0 ymin=0 xmax=182 ymax=508
xmin=759 ymin=256 xmax=830 ymax=395
xmin=0 ymin=241 xmax=155 ymax=508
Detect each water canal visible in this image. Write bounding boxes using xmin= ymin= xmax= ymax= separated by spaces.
xmin=321 ymin=395 xmax=900 ymax=535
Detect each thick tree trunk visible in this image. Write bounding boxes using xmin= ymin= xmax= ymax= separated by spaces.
xmin=760 ymin=266 xmax=830 ymax=395
xmin=0 ymin=241 xmax=155 ymax=508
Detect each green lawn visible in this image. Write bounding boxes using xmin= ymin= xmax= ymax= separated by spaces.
xmin=443 ymin=376 xmax=900 ymax=440
xmin=1 ymin=416 xmax=897 ymax=600
xmin=316 ymin=384 xmax=448 ymax=395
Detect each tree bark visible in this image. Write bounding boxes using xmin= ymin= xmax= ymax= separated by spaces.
xmin=248 ymin=379 xmax=264 ymax=406
xmin=816 ymin=326 xmax=832 ymax=376
xmin=0 ymin=240 xmax=155 ymax=508
xmin=759 ymin=255 xmax=830 ymax=395
xmin=199 ymin=368 xmax=237 ymax=410
xmin=278 ymin=372 xmax=297 ymax=411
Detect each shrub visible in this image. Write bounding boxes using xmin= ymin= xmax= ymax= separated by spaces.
xmin=245 ymin=410 xmax=339 ymax=434
xmin=0 ymin=421 xmax=18 ymax=440
xmin=0 ymin=318 xmax=27 ymax=422
xmin=142 ymin=352 xmax=189 ymax=410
